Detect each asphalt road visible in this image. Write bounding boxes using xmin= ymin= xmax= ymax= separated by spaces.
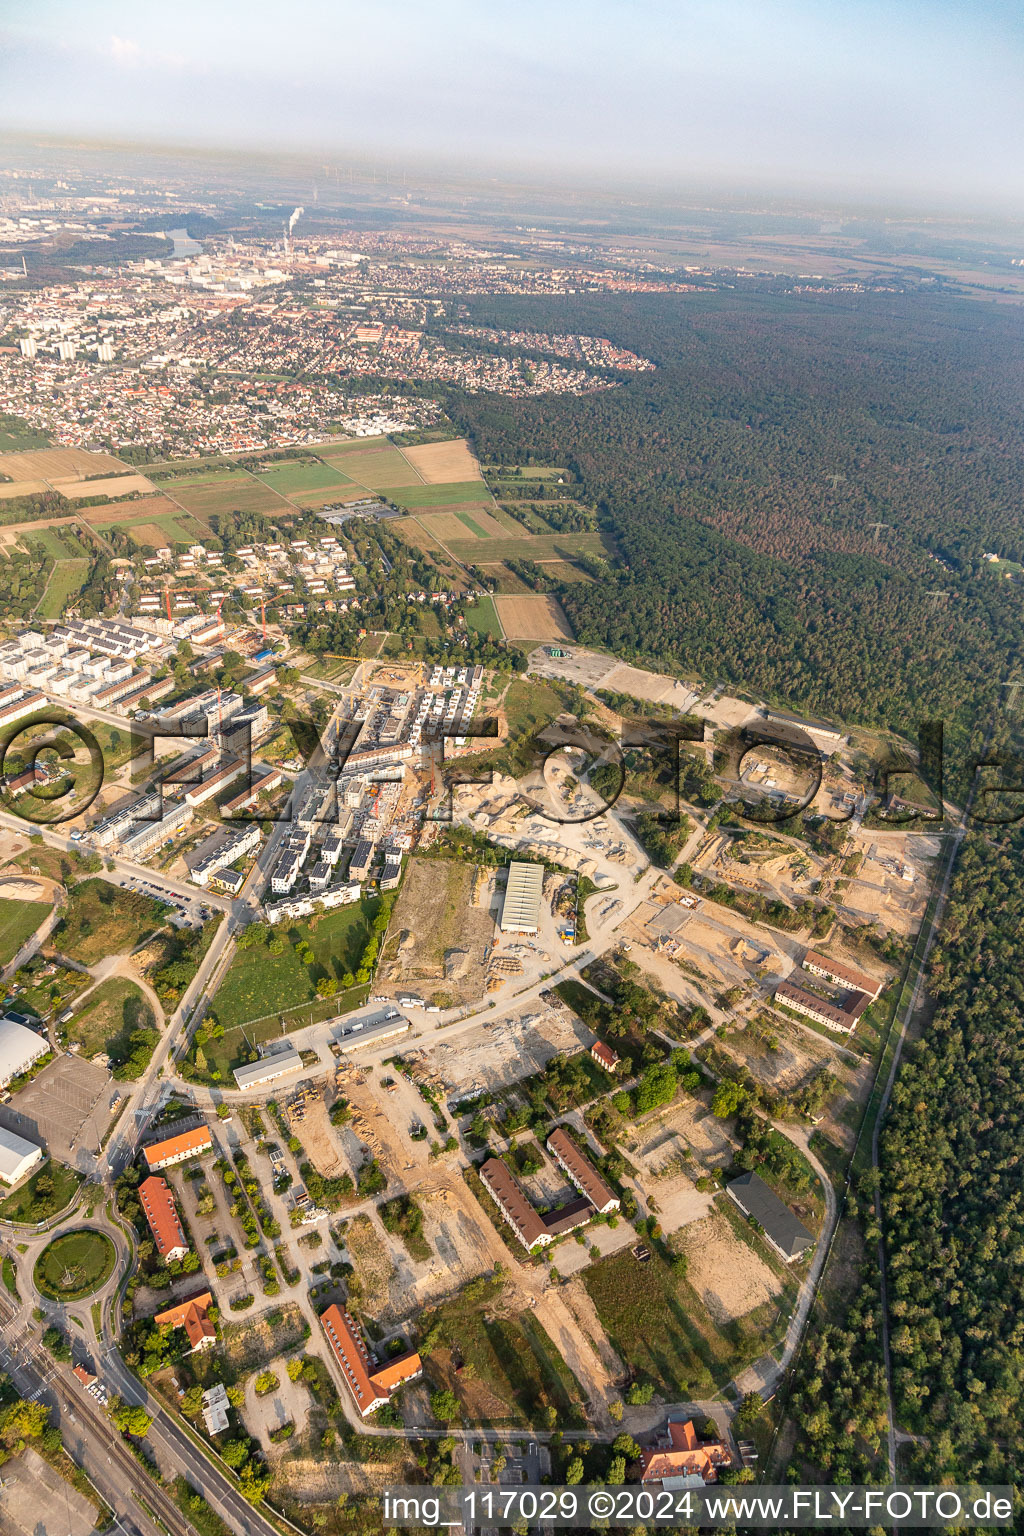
xmin=0 ymin=1296 xmax=186 ymax=1536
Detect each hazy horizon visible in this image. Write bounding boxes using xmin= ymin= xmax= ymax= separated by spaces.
xmin=2 ymin=0 xmax=1022 ymax=215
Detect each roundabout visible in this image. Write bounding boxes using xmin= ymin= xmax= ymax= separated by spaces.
xmin=33 ymin=1228 xmax=117 ymax=1301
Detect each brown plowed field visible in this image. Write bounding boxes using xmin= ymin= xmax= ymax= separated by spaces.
xmin=495 ymin=594 xmax=574 ymax=641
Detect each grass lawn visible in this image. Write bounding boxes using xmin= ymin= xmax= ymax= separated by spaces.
xmin=88 ymin=508 xmax=203 ymax=539
xmin=34 ymin=1229 xmax=115 ymax=1300
xmin=422 ymin=1278 xmax=587 ymax=1427
xmin=582 ymin=1247 xmax=760 ymax=1397
xmin=91 ymin=720 xmax=148 ymax=772
xmin=464 ymin=595 xmax=502 ymax=638
xmin=19 ymin=527 xmax=89 ymax=560
xmin=53 ymin=878 xmax=166 ymax=966
xmin=36 ymin=558 xmax=91 ymax=619
xmin=0 ymin=1162 xmax=83 ymax=1224
xmin=0 ymin=898 xmax=50 ymax=967
xmin=502 ymin=676 xmax=564 ymax=739
xmin=209 ymin=898 xmax=380 ymax=1033
xmin=66 ymin=976 xmax=155 ymax=1060
xmin=484 ymin=465 xmax=569 ymax=479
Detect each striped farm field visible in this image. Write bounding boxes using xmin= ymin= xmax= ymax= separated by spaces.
xmin=381 ymin=480 xmax=492 ymax=509
xmin=488 ymin=505 xmax=534 ymax=535
xmin=391 ymin=517 xmax=447 ymax=554
xmin=320 ymin=447 xmax=420 ymax=488
xmin=60 ymin=473 xmax=156 ymax=500
xmin=168 ymin=477 xmax=293 ymax=518
xmin=82 ymin=494 xmax=187 ymax=526
xmin=444 ymin=532 xmax=611 ymax=563
xmin=475 ymin=563 xmax=533 ymax=594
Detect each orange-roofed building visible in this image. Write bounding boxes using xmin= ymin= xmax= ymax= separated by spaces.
xmin=590 ymin=1040 xmax=620 ymax=1073
xmin=143 ymin=1125 xmax=213 ymax=1171
xmin=320 ymin=1304 xmax=421 ymax=1416
xmin=138 ymin=1175 xmax=189 ymax=1263
xmin=154 ymin=1291 xmax=216 ymax=1352
xmin=640 ymin=1419 xmax=731 ymax=1486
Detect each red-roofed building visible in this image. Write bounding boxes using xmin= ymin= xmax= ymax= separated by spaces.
xmin=154 ymin=1291 xmax=216 ymax=1352
xmin=590 ymin=1040 xmax=620 ymax=1073
xmin=143 ymin=1125 xmax=213 ymax=1171
xmin=640 ymin=1419 xmax=731 ymax=1486
xmin=320 ymin=1305 xmax=421 ymax=1416
xmin=138 ymin=1175 xmax=189 ymax=1263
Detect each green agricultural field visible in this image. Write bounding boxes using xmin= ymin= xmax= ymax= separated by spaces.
xmin=170 ymin=477 xmax=292 ymax=518
xmin=18 ymin=526 xmax=91 ymax=560
xmin=36 ymin=558 xmax=91 ymax=619
xmin=381 ymin=480 xmax=494 ymax=509
xmin=0 ymin=898 xmax=50 ymax=967
xmin=65 ymin=976 xmax=156 ymax=1060
xmin=445 ymin=532 xmax=611 ymax=563
xmin=53 ymin=878 xmax=166 ymax=966
xmin=209 ymin=898 xmax=380 ymax=1034
xmin=464 ymin=595 xmax=503 ymax=638
xmin=256 ymin=460 xmax=352 ymax=495
xmin=0 ymin=1162 xmax=82 ymax=1224
xmin=455 ymin=512 xmax=492 ymax=538
xmin=321 ymin=447 xmax=419 ymax=489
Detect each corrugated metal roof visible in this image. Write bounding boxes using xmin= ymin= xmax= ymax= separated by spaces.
xmin=499 ymin=860 xmax=544 ymax=933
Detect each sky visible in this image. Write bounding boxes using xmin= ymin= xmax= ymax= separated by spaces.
xmin=1 ymin=0 xmax=1022 ymax=211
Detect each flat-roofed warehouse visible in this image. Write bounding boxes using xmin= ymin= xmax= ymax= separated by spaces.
xmin=0 ymin=1017 xmax=49 ymax=1088
xmin=726 ymin=1170 xmax=813 ymax=1262
xmin=232 ymin=1044 xmax=303 ymax=1092
xmin=0 ymin=1125 xmax=43 ymax=1185
xmin=499 ymin=860 xmax=545 ymax=935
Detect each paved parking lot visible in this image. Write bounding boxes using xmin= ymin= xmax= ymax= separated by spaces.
xmin=0 ymin=1055 xmax=113 ymax=1165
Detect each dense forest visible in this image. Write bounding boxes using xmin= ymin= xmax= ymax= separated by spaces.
xmin=881 ymin=825 xmax=1024 ymax=1486
xmin=781 ymin=821 xmax=1024 ymax=1488
xmin=449 ymin=289 xmax=1024 ymax=743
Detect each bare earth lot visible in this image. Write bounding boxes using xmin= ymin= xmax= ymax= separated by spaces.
xmin=677 ymin=1210 xmax=782 ymax=1323
xmin=377 ymin=857 xmax=495 ymax=1007
xmin=421 ymin=1004 xmax=591 ymax=1097
xmin=496 ymin=593 xmax=574 ymax=641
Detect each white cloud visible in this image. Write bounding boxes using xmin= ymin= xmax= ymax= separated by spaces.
xmin=105 ymin=33 xmax=187 ymax=70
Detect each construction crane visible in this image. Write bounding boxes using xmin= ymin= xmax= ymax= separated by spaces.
xmin=161 ymin=582 xmax=225 ymax=625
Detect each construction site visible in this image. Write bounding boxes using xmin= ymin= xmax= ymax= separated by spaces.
xmin=417 ymin=1002 xmax=593 ymax=1099
xmin=376 ymin=856 xmax=497 ymax=1007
